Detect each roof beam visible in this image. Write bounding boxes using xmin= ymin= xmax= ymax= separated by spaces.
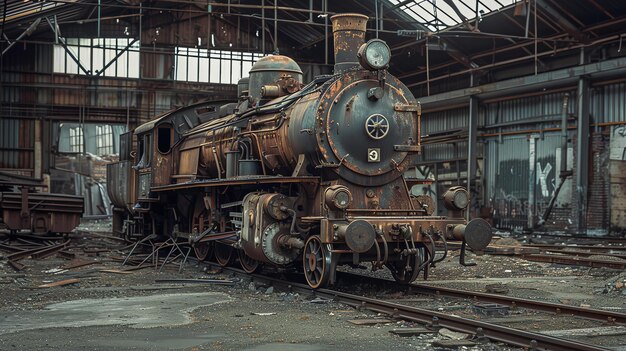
xmin=425 ymin=42 xmax=479 ymax=69
xmin=383 ymin=1 xmax=480 ymax=70
xmin=535 ymin=0 xmax=590 ymax=44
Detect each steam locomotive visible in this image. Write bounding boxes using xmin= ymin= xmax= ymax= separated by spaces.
xmin=107 ymin=14 xmax=492 ymax=288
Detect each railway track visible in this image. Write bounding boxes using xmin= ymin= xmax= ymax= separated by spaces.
xmin=513 ymin=243 xmax=626 ymax=269
xmin=201 ymin=261 xmax=614 ymax=351
xmin=335 ymin=271 xmax=626 ymax=325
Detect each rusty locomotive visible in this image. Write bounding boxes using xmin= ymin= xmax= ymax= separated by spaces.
xmin=107 ymin=14 xmax=492 ymax=288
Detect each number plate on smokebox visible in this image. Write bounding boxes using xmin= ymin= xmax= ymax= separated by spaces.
xmin=367 ymin=148 xmax=380 ymax=162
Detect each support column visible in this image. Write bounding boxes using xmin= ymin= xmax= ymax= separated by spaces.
xmin=466 ymin=95 xmax=479 ymax=220
xmin=34 ymin=118 xmax=42 ymax=180
xmin=575 ymin=77 xmax=590 ymax=233
xmin=528 ymin=135 xmax=539 ymax=229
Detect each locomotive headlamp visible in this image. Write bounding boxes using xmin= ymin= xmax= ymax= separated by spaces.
xmin=325 ymin=185 xmax=352 ymax=210
xmin=443 ymin=186 xmax=469 ymax=211
xmin=357 ymin=39 xmax=391 ymax=71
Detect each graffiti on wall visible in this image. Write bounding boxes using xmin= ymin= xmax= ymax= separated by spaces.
xmin=610 ymin=125 xmax=626 ymax=161
xmin=491 ymin=159 xmax=528 ymax=231
xmin=536 ymin=161 xmax=553 ymax=198
xmin=609 ymin=125 xmax=626 ymax=230
xmin=491 ymin=150 xmax=567 ymax=230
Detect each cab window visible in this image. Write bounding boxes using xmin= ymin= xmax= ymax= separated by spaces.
xmin=157 ymin=126 xmax=172 ymax=154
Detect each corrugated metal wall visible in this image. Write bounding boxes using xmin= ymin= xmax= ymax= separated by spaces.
xmin=484 ymin=133 xmax=570 ymax=230
xmin=420 ymin=107 xmax=469 ymax=162
xmin=484 ymin=136 xmax=528 ymax=230
xmin=593 ymin=82 xmax=626 ymax=123
xmin=418 ymin=86 xmax=625 ymax=230
xmin=422 ymin=107 xmax=468 ymax=135
xmin=482 ymin=90 xmax=576 ymax=132
xmin=0 ymin=118 xmax=35 ymax=173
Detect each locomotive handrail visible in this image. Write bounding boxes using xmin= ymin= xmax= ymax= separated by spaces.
xmin=149 ymin=175 xmax=320 ymax=192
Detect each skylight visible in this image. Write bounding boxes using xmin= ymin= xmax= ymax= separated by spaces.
xmin=386 ymin=0 xmax=517 ymax=32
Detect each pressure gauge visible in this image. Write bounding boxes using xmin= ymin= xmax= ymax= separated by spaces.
xmin=358 ymin=39 xmax=391 ymax=71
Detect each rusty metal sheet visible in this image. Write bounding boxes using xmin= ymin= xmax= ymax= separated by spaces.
xmin=177 ymin=148 xmax=200 ymax=183
xmin=0 ymin=191 xmax=83 ymax=233
xmin=106 ymin=161 xmax=136 ymax=211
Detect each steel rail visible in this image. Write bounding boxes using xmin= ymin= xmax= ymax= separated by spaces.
xmin=334 ymin=272 xmax=626 ymax=325
xmin=312 ymin=289 xmax=609 ymax=351
xmin=203 ymin=262 xmax=610 ymax=351
xmin=412 ymin=283 xmax=626 ymax=325
xmin=6 ymin=240 xmax=70 ymax=261
xmin=527 ymin=243 xmax=626 ymax=252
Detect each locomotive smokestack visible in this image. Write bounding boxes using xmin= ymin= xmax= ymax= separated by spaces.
xmin=330 ymin=13 xmax=368 ymax=73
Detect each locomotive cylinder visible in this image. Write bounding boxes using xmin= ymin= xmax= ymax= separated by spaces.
xmin=330 ymin=13 xmax=368 ymax=72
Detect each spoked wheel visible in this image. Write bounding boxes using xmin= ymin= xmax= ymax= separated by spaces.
xmin=214 ymin=242 xmax=234 ymax=267
xmin=386 ymin=247 xmax=425 ymax=284
xmin=193 ymin=241 xmax=213 ymax=261
xmin=238 ymin=249 xmax=260 ymax=273
xmin=303 ymin=235 xmax=332 ymax=289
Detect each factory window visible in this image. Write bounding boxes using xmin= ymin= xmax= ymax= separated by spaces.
xmin=53 ymin=38 xmax=140 ymax=78
xmin=69 ymin=127 xmax=84 ymax=153
xmin=96 ymin=125 xmax=114 ymax=156
xmin=175 ymin=48 xmax=263 ymax=84
xmin=387 ymin=0 xmax=507 ymax=32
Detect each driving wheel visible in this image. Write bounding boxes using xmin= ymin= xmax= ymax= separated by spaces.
xmin=214 ymin=242 xmax=234 ymax=267
xmin=238 ymin=249 xmax=260 ymax=273
xmin=193 ymin=241 xmax=213 ymax=261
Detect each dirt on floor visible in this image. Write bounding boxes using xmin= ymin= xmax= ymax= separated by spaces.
xmin=0 ymin=222 xmax=625 ymax=351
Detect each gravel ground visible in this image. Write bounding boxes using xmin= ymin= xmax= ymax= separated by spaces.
xmin=0 ymin=223 xmax=625 ymax=350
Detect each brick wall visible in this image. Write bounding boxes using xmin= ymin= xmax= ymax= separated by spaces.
xmin=586 ymin=131 xmax=610 ymax=229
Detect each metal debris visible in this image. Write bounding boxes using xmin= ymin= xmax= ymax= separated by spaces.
xmin=472 ymin=303 xmax=511 ymax=317
xmin=389 ymin=328 xmax=436 ymax=337
xmin=37 ymin=278 xmax=80 ymax=288
xmin=347 ymin=319 xmax=392 ymax=325
xmin=154 ymin=278 xmax=235 ymax=285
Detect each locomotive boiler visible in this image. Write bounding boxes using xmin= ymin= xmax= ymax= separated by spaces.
xmin=107 ymin=13 xmax=492 ymax=288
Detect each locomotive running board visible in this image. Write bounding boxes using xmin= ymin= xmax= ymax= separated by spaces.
xmin=150 ymin=176 xmax=320 ymax=192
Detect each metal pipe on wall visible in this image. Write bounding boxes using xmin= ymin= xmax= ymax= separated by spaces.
xmin=528 ymin=134 xmax=539 ymax=229
xmin=576 ymin=77 xmax=590 ymax=233
xmin=34 ymin=119 xmax=42 ymax=180
xmin=467 ymin=94 xmax=478 ymax=221
xmin=560 ymin=93 xmax=569 ymax=176
xmin=375 ymin=0 xmax=379 ymax=38
xmin=274 ymin=0 xmax=278 ymax=53
xmin=324 ymin=0 xmax=328 ymax=65
xmin=262 ymin=0 xmax=265 ymax=54
xmin=139 ymin=2 xmax=142 ymax=80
